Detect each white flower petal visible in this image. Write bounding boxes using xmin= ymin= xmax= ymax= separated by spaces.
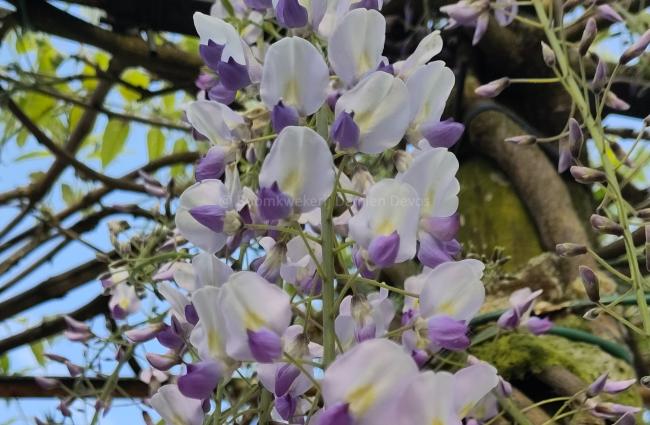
xmin=328 ymin=9 xmax=385 ymax=85
xmin=186 ymin=100 xmax=245 ymax=145
xmin=396 ymin=31 xmax=443 ymax=79
xmin=406 ymin=61 xmax=455 ymax=133
xmin=193 ymin=12 xmax=246 ymax=64
xmin=260 ymin=37 xmax=329 ymax=115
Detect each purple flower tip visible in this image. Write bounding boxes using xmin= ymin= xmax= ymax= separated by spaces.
xmin=421 ymin=215 xmax=460 ymax=241
xmin=275 ymin=0 xmax=309 ymax=28
xmin=276 ymin=393 xmax=299 ymax=420
xmin=428 ymin=315 xmax=470 ymax=351
xmin=199 ymin=40 xmax=225 ymax=72
xmin=526 ymin=316 xmax=553 ymax=335
xmin=258 ymin=182 xmax=293 ymax=221
xmin=244 ymin=0 xmax=273 ymax=10
xmin=185 ymin=303 xmax=199 ymax=325
xmin=420 ymin=119 xmax=465 ymax=148
xmin=275 ymin=363 xmax=302 ymax=397
xmin=319 ymin=402 xmax=354 ymax=425
xmin=189 ymin=204 xmax=227 ymax=233
xmin=216 ymin=57 xmax=251 ymax=91
xmin=272 ymin=101 xmax=300 ymax=133
xmin=247 ymin=328 xmax=283 ymax=363
xmin=208 ymin=82 xmax=237 ymax=105
xmin=178 ymin=361 xmax=222 ymax=400
xmin=368 ymin=231 xmax=400 ymax=267
xmin=332 ymin=111 xmax=360 ymax=150
xmin=196 ymin=146 xmax=227 ymax=182
xmin=156 ymin=324 xmax=185 ymax=350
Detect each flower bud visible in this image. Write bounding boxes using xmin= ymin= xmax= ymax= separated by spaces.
xmin=583 ymin=307 xmax=601 ymax=320
xmin=420 ymin=119 xmax=464 ymax=148
xmin=541 ymin=41 xmax=556 ymax=67
xmin=637 ymin=208 xmax=650 ymax=220
xmin=592 ymin=58 xmax=608 ymax=92
xmin=579 ymin=265 xmax=600 ymax=302
xmin=556 ymin=243 xmax=587 ymax=256
xmin=579 ymin=18 xmax=597 ymax=56
xmin=393 ymin=150 xmax=413 ymax=173
xmin=505 ymin=135 xmax=537 ymax=145
xmin=590 ymin=214 xmax=624 ymax=236
xmin=475 ymin=77 xmax=510 ymax=98
xmin=597 ymin=5 xmax=623 ymax=22
xmin=605 ymin=92 xmax=630 ymax=111
xmin=620 ymin=29 xmax=650 ymax=65
xmin=588 ymin=372 xmax=609 ymax=397
xmin=558 ymin=138 xmax=573 ymax=173
xmin=570 ymin=166 xmax=607 ymax=184
xmin=568 ymin=118 xmax=583 ymax=150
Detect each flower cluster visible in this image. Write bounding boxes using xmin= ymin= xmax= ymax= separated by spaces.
xmin=69 ymin=1 xmax=641 ymax=424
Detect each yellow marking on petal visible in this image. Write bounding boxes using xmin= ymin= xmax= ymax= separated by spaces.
xmin=437 ymin=301 xmax=457 ymax=316
xmin=356 ymin=51 xmax=373 ymax=75
xmin=244 ymin=310 xmax=266 ymax=330
xmin=347 ymin=384 xmax=377 ymax=416
xmin=352 ymin=109 xmax=374 ymax=133
xmin=422 ymin=188 xmax=436 ymax=216
xmin=460 ymin=403 xmax=473 ymax=418
xmin=282 ymin=169 xmax=302 ymax=199
xmin=284 ymin=79 xmax=300 ymax=107
xmin=118 ymin=298 xmax=130 ymax=310
xmin=431 ymin=418 xmax=444 ymax=425
xmin=207 ymin=329 xmax=222 ymax=356
xmin=376 ymin=219 xmax=395 ymax=236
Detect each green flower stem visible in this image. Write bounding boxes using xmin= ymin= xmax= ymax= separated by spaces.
xmin=321 ymin=192 xmax=337 ymax=367
xmin=532 ymin=0 xmax=650 ymax=335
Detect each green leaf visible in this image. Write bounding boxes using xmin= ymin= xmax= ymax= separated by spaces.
xmin=14 ymin=150 xmax=51 ymax=161
xmin=171 ymin=138 xmax=189 ymax=177
xmin=30 ymin=341 xmax=46 ymax=366
xmin=101 ymin=119 xmax=130 ymax=167
xmin=119 ymin=69 xmax=150 ymax=101
xmin=61 ymin=183 xmax=76 ymax=206
xmin=147 ymin=127 xmax=165 ymax=160
xmin=15 ymin=32 xmax=35 ymax=53
xmin=0 ymin=354 xmax=9 ymax=373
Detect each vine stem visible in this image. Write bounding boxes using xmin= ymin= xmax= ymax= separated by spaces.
xmin=532 ymin=0 xmax=650 ymax=335
xmin=321 ymin=192 xmax=337 ymax=367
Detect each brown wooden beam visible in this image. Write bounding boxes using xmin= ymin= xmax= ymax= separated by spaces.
xmin=0 ymin=376 xmax=149 ymax=398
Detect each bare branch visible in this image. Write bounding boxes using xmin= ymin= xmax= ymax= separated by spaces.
xmin=0 ymin=375 xmax=150 ymax=398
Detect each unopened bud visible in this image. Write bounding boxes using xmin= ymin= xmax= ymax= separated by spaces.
xmin=223 ymin=210 xmax=242 ymax=235
xmin=597 ymin=4 xmax=623 ymax=22
xmin=579 ymin=265 xmax=600 ymax=302
xmin=541 ymin=41 xmax=556 ymax=67
xmin=568 ymin=118 xmax=583 ymax=150
xmin=620 ymin=29 xmax=650 ymax=65
xmin=505 ymin=135 xmax=537 ymax=145
xmin=570 ymin=166 xmax=606 ymax=184
xmin=393 ymin=150 xmax=413 ymax=173
xmin=584 ymin=307 xmax=601 ymax=320
xmin=590 ymin=214 xmax=624 ymax=236
xmin=556 ymin=243 xmax=587 ymax=256
xmin=475 ymin=77 xmax=510 ymax=98
xmin=605 ymin=92 xmax=630 ymax=111
xmin=591 ymin=58 xmax=608 ymax=92
xmin=351 ymin=169 xmax=375 ymax=194
xmin=579 ymin=18 xmax=598 ymax=56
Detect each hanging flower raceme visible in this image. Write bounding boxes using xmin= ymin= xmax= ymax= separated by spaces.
xmin=335 ymin=289 xmax=395 ymax=348
xmin=258 ymin=126 xmax=335 ymax=221
xmin=440 ymin=0 xmax=518 ymax=45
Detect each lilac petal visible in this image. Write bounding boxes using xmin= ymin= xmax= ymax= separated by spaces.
xmin=588 ymin=373 xmax=609 ymax=397
xmin=420 ymin=119 xmax=464 ymax=148
xmin=475 ymin=77 xmax=510 ymax=98
xmin=156 ymin=325 xmax=185 ymax=350
xmin=377 ymin=59 xmax=394 ymax=75
xmin=178 ymin=361 xmax=222 ymax=400
xmin=473 ymin=13 xmax=489 ymax=45
xmin=244 ymin=0 xmax=273 ymax=10
xmin=185 ymin=304 xmax=199 ymax=325
xmin=297 ymin=273 xmax=322 ymax=295
xmin=558 ymin=138 xmax=573 ymax=172
xmin=247 ymin=328 xmax=283 ymax=363
xmin=351 ymin=0 xmax=381 ymax=9
xmin=428 ymin=315 xmax=470 ymax=351
xmin=196 ymin=147 xmax=227 ymax=182
xmin=497 ymin=308 xmax=520 ymax=330
xmin=568 ymin=118 xmax=583 ymax=151
xmin=275 ymin=364 xmax=302 ymax=396
xmin=620 ymin=29 xmax=650 ymax=65
xmin=353 ymin=247 xmax=376 ymax=279
xmin=411 ymin=349 xmax=429 ymax=368
xmin=526 ymin=316 xmax=553 ymax=335
xmin=217 ymin=57 xmax=251 ymax=91
xmin=208 ymin=82 xmax=237 ymax=105
xmin=196 ymin=72 xmax=217 ymax=91
xmin=146 ymin=352 xmax=181 ymax=371
xmin=368 ymin=231 xmax=400 ymax=267
xmin=64 ymin=316 xmax=90 ymax=333
xmin=417 ymin=232 xmax=455 ymax=268
xmin=64 ymin=329 xmax=92 ymax=342
xmin=199 ymin=40 xmax=225 ymax=72
xmin=604 ymin=379 xmax=636 ymax=394
xmin=35 ymin=376 xmax=60 ymax=390
xmin=592 ymin=402 xmax=641 ymax=419
xmin=276 ymin=394 xmax=298 ymax=421
xmin=421 ymin=215 xmax=460 ymax=241
xmin=355 ymin=323 xmax=377 ymax=342
xmin=272 ymin=101 xmax=300 ymax=133
xmin=258 ymin=182 xmax=293 ymax=221
xmin=111 ymin=304 xmax=127 ymax=320
xmin=592 ymin=59 xmax=608 ymax=91
xmin=332 ymin=111 xmax=360 ymax=150
xmin=275 ymin=0 xmax=309 ymax=28
xmin=319 ymin=402 xmax=354 ymax=425
xmin=65 ymin=361 xmax=83 ymax=377
xmin=189 ymin=204 xmax=227 ymax=233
